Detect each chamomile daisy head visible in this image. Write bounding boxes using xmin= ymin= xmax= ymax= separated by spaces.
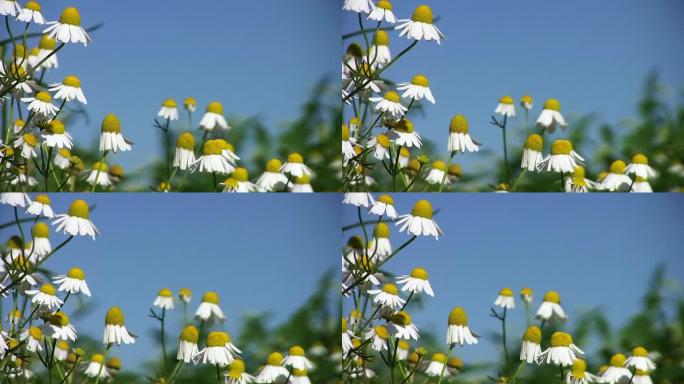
xmin=54 ymin=340 xmax=70 ymax=361
xmin=520 ymin=287 xmax=533 ymax=303
xmin=29 ymin=222 xmax=51 ymax=258
xmin=1 ymin=192 xmax=32 ymax=208
xmin=390 ymin=311 xmax=420 ymax=341
xmin=343 ymin=0 xmax=374 ymax=14
xmin=447 ymin=307 xmax=479 ymax=346
xmin=367 ymin=133 xmax=391 ymax=160
xmin=280 ymin=152 xmax=312 ymax=177
xmin=44 ymin=7 xmax=91 ymax=46
xmin=398 ymin=74 xmax=435 ymax=103
xmin=22 ymin=91 xmax=58 ymax=118
xmin=370 ymin=91 xmax=407 ymax=119
xmin=256 ymin=352 xmax=289 ymax=382
xmin=199 ymin=101 xmax=230 ymax=131
xmin=365 ymin=325 xmax=390 ymax=351
xmin=624 ymin=153 xmax=657 ymax=180
xmin=44 ymin=311 xmax=77 ymax=341
xmin=53 ymin=267 xmax=91 ymax=296
xmin=195 ymin=291 xmax=226 ymax=323
xmin=538 ymin=139 xmax=584 ymax=173
xmin=158 ymin=98 xmax=179 ymax=120
xmin=103 ymin=306 xmax=136 ymax=345
xmin=177 ymin=325 xmax=199 ymax=363
xmin=520 ymin=326 xmax=542 ymax=363
xmin=183 ymin=97 xmax=197 ymax=112
xmin=369 ymin=194 xmax=398 ymax=219
xmin=397 ymin=267 xmax=434 ymax=296
xmin=26 ymin=194 xmax=54 ymax=218
xmin=448 ymin=114 xmax=480 ymax=153
xmin=600 ymin=353 xmax=632 ymax=383
xmin=495 ymin=288 xmax=516 ymax=309
xmin=84 ymin=353 xmax=110 ymax=379
xmin=49 ymin=75 xmax=87 ymax=104
xmin=282 ymin=345 xmax=315 ymax=371
xmin=368 ymin=283 xmax=405 ymax=310
xmin=536 ymin=98 xmax=568 ymax=132
xmin=396 ymin=199 xmax=442 ymax=239
xmin=425 ymin=352 xmax=448 ymax=377
xmin=83 ymin=161 xmax=112 ymax=187
xmin=178 ymin=287 xmax=192 ymax=303
xmin=369 ymin=0 xmax=397 ymax=24
xmin=99 ymin=114 xmax=132 ymax=152
xmin=0 ymin=0 xmax=21 ymax=16
xmin=625 ymin=346 xmax=656 ymax=371
xmin=539 ymin=332 xmax=584 ymax=366
xmin=520 ymin=95 xmax=534 ymax=110
xmin=153 ymin=288 xmax=175 ymax=310
xmin=396 ymin=4 xmax=445 ymax=43
xmin=600 ymin=160 xmax=633 ymax=191
xmin=425 ymin=160 xmax=448 ymax=184
xmin=21 ymin=326 xmax=44 ymax=352
xmin=495 ymin=96 xmax=516 ymax=117
xmin=343 ymin=192 xmax=375 ymax=208
xmin=26 ymin=283 xmax=63 ymax=310
xmin=18 ymin=1 xmax=46 ymax=24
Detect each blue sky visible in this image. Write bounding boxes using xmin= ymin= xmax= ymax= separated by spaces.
xmin=1 ymin=194 xmax=339 ymax=370
xmin=343 ymin=0 xmax=684 ymax=170
xmin=342 ymin=193 xmax=684 ymax=363
xmin=18 ymin=0 xmax=338 ymax=171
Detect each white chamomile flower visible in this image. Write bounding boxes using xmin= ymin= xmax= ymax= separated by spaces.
xmin=26 ymin=284 xmax=63 ymax=311
xmin=341 ymin=318 xmax=354 ymax=357
xmin=565 ymin=167 xmax=597 ymax=193
xmin=370 ymin=91 xmax=406 ymax=119
xmin=536 ymin=98 xmax=568 ymax=133
xmin=392 ymin=311 xmax=419 ymax=340
xmin=178 ymin=288 xmax=192 ymax=304
xmin=341 ymin=124 xmax=356 ymax=162
xmin=256 ymin=159 xmax=288 ymax=191
xmin=625 ymin=347 xmax=656 ymax=372
xmin=600 ymin=354 xmax=631 ymax=384
xmin=395 ymin=5 xmax=445 ymax=44
xmin=52 ymin=199 xmax=99 ymax=239
xmin=103 ymin=307 xmax=136 ymax=345
xmin=566 ymin=359 xmax=599 ymax=384
xmin=520 ymin=95 xmax=534 ymax=111
xmin=521 ymin=134 xmax=544 ymax=171
xmin=392 ymin=118 xmax=422 ymax=148
xmin=446 ymin=307 xmax=479 ymax=346
xmin=280 ymin=153 xmax=312 ymax=177
xmin=368 ymin=222 xmax=392 ymax=259
xmin=343 ymin=192 xmax=374 ymax=208
xmin=537 ymin=140 xmax=584 ymax=173
xmin=183 ymin=97 xmax=197 ymax=112
xmin=84 ymin=354 xmax=110 ymax=379
xmin=369 ymin=194 xmax=398 ymax=219
xmin=43 ymin=7 xmax=91 ymax=46
xmin=177 ymin=325 xmax=199 ymax=363
xmin=425 ymin=353 xmax=448 ymax=377
xmin=520 ymin=288 xmax=533 ymax=304
xmin=222 ymin=168 xmax=260 ymax=193
xmin=255 ymin=352 xmax=289 ymax=383
xmin=43 ymin=312 xmax=77 ymax=341
xmin=398 ymin=74 xmax=435 ymax=103
xmin=30 ymin=222 xmax=52 ymax=258
xmin=1 ymin=192 xmax=31 ymax=207
xmin=631 ymin=177 xmax=653 ymax=193
xmin=195 ymin=292 xmax=226 ymax=324
xmin=632 ymin=370 xmax=654 ymax=384
xmin=0 ymin=0 xmax=20 ymax=16
xmin=173 ymin=132 xmax=196 ymax=171
xmin=398 ymin=146 xmax=410 ymax=168
xmin=13 ymin=133 xmax=38 ymax=159
xmin=99 ymin=114 xmax=133 ymax=153
xmin=448 ymin=114 xmax=480 ymax=153
xmin=396 ymin=340 xmax=410 ymax=361
xmin=520 ymin=326 xmax=542 ymax=363
xmin=396 ymin=199 xmax=442 ymax=239
xmin=49 ymin=75 xmax=87 ymax=104
xmin=343 ymin=0 xmax=373 ymax=14
xmin=158 ymin=98 xmax=179 ymax=120
xmin=154 ymin=288 xmax=174 ymax=310
xmin=224 ymin=360 xmax=255 ymax=384
xmin=368 ymin=31 xmax=391 ymax=66
xmin=193 ymin=139 xmax=236 ymax=174
xmin=290 ymin=175 xmax=313 ymax=193
xmin=54 ymin=148 xmax=72 ymax=169
xmin=282 ymin=346 xmax=314 ymax=371
xmin=20 ymin=327 xmax=44 ymax=352
xmin=53 ymin=267 xmax=91 ymax=296
xmin=365 ymin=325 xmax=389 ymax=351
xmin=494 ymin=288 xmax=516 ymax=309
xmin=83 ymin=162 xmax=112 ymax=187
xmin=535 ymin=291 xmax=567 ymax=322
xmin=495 ymin=96 xmax=516 ymax=117
xmin=367 ymin=134 xmax=390 ymax=160
xmin=368 ymin=0 xmax=396 ymax=23
xmin=539 ymin=332 xmax=583 ymax=367
xmin=625 ymin=154 xmax=656 ymax=180
xmin=425 ymin=160 xmax=448 ymax=184
xmin=22 ymin=91 xmax=59 ymax=117
xmin=601 ymin=160 xmax=632 ymax=191
xmin=54 ymin=341 xmax=69 ymax=361
xmin=17 ymin=1 xmax=46 ymax=23
xmin=42 ymin=120 xmax=73 ymax=149
xmin=38 ymin=34 xmax=59 ymax=69
xmin=26 ymin=194 xmax=54 ymax=218
xmin=368 ymin=283 xmax=405 ymax=311
xmin=199 ymin=101 xmax=230 ymax=131
xmin=396 ymin=267 xmax=434 ymax=296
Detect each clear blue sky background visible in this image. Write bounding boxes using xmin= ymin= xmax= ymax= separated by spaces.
xmin=342 ymin=193 xmax=684 ymax=363
xmin=21 ymin=0 xmax=339 ymax=171
xmin=1 ymin=194 xmax=339 ymax=370
xmin=343 ymin=0 xmax=684 ymax=170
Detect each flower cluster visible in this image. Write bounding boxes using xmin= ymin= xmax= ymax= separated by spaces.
xmin=341 ymin=2 xmax=659 ymax=192
xmin=0 ymin=5 xmax=137 ymax=192
xmin=341 ymin=194 xmax=659 ymax=382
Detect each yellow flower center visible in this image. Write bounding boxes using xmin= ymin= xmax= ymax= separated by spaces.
xmin=292 ymin=369 xmax=308 ymax=377
xmin=206 ymin=101 xmax=223 ymax=114
xmin=521 ymin=95 xmax=533 ymax=104
xmin=110 ymin=164 xmax=124 ymax=178
xmin=67 ymin=267 xmax=85 ymax=280
xmin=399 ymin=147 xmax=410 ymax=157
xmin=35 ymin=194 xmax=51 ymax=205
xmin=223 ymin=178 xmax=239 ymax=189
xmin=58 ymin=148 xmax=71 ymax=158
xmin=378 ymin=194 xmax=394 ymax=205
xmin=175 ymin=132 xmax=195 ymax=150
xmin=384 ymin=91 xmax=401 ymax=103
xmin=549 ymin=332 xmax=573 ymax=347
xmin=233 ymin=167 xmax=249 ymax=182
xmin=287 ymin=152 xmax=304 ymax=164
xmin=499 ymin=96 xmax=514 ymax=105
xmin=158 ymin=288 xmax=172 ymax=298
xmin=499 ymin=288 xmax=513 ymax=297
xmin=374 ymin=325 xmax=389 ymax=339
xmin=29 ymin=326 xmax=43 ymax=340
xmin=22 ymin=133 xmax=37 ymax=147
xmin=410 ymin=267 xmax=428 ymax=280
xmin=207 ymin=331 xmax=230 ymax=347
xmin=289 ymin=345 xmax=305 ymax=357
xmin=49 ymin=120 xmax=66 ymax=134
xmin=392 ymin=311 xmax=412 ymax=326
xmin=524 ymin=134 xmax=543 ymax=151
xmin=449 ymin=114 xmax=469 ymax=134
xmin=63 ymin=75 xmax=81 ymax=88
xmin=431 ymin=352 xmax=447 ymax=363
xmin=412 ymin=5 xmax=434 ymax=24
xmin=571 ymin=359 xmax=587 ymax=377
xmin=59 ymin=7 xmax=82 ymax=26
xmin=229 ymin=359 xmax=246 ymax=373
xmin=7 ymin=235 xmax=24 ymax=249
xmin=448 ymin=307 xmax=468 ymax=326
xmin=632 ymin=346 xmax=648 ymax=357
xmin=25 ymin=1 xmax=41 ymax=11
xmin=377 ymin=0 xmax=392 ymax=10
xmin=179 ymin=325 xmax=199 ymax=343
xmin=374 ymin=222 xmax=390 ymax=238
xmin=632 ymin=153 xmax=648 ymax=165
xmin=376 ymin=134 xmax=390 ymax=148
xmin=544 ymin=98 xmax=561 ymax=111
xmin=341 ymin=317 xmax=348 ymax=332
xmin=39 ymin=35 xmax=56 ymax=50
xmin=398 ymin=340 xmax=410 ymax=350
xmin=572 ymin=166 xmax=586 ymax=179
xmin=448 ymin=164 xmax=462 ymax=177
xmin=184 ymin=97 xmax=196 ymax=107
xmin=448 ymin=356 xmax=463 ymax=369
xmin=49 ymin=312 xmax=70 ymax=326
xmin=32 ymin=222 xmax=49 ymax=238
xmin=14 ymin=44 xmax=27 ymax=59
xmin=179 ymin=288 xmax=191 ymax=297
xmin=543 ymin=291 xmax=561 ymax=304
xmin=40 ymin=283 xmax=56 ymax=296
xmin=162 ymin=98 xmax=177 ymax=108
xmin=522 ymin=326 xmax=542 ymax=344
xmin=610 ymin=160 xmax=626 ymax=174
xmin=92 ymin=161 xmax=109 ymax=173
xmin=382 ymin=283 xmax=398 ymax=295
xmin=346 ymin=43 xmax=363 ymax=58
xmin=105 ymin=307 xmax=126 ymax=326
xmin=266 ymin=158 xmax=282 ymax=173
xmin=35 ymin=91 xmax=51 ymax=103
xmin=202 ymin=140 xmax=223 ymax=156
xmin=411 ymin=199 xmax=433 ymax=219
xmin=394 ymin=119 xmax=414 ymax=133
xmin=91 ymin=354 xmax=105 ymax=363
xmin=267 ymin=352 xmax=284 ymax=366
xmin=101 ymin=114 xmax=122 ymax=133
xmin=609 ymin=353 xmax=626 ymax=367
xmin=373 ymin=30 xmax=389 ymax=46
xmin=57 ymin=340 xmax=69 ymax=350
xmin=342 ymin=124 xmax=350 ymax=140
xmin=550 ymin=140 xmax=573 ymax=156
xmin=411 ymin=75 xmax=429 ymax=87
xmin=202 ymin=291 xmax=220 ymax=304
xmin=106 ymin=357 xmax=122 ymax=370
